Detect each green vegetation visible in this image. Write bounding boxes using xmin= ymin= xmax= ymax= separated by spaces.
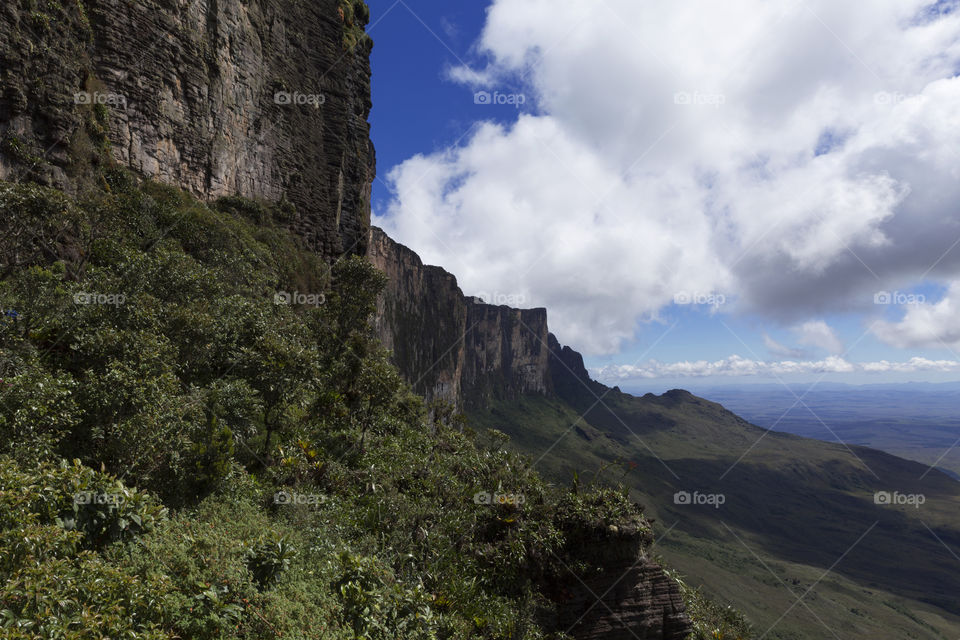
xmin=0 ymin=174 xmax=688 ymax=638
xmin=469 ymin=393 xmax=960 ymax=639
xmin=665 ymin=566 xmax=753 ymax=640
xmin=338 ymin=0 xmax=373 ymax=52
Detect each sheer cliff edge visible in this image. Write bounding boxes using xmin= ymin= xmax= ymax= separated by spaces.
xmin=0 ymin=0 xmax=374 ymax=259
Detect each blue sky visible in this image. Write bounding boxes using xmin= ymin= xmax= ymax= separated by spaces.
xmin=367 ymin=0 xmax=515 ymax=212
xmin=365 ymin=0 xmax=960 ymax=390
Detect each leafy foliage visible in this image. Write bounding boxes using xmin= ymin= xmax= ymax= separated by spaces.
xmin=0 ymin=174 xmax=729 ymax=638
xmin=0 ymin=456 xmax=170 ymax=638
xmin=667 ymin=567 xmax=755 ymax=640
xmin=247 ymin=533 xmax=296 ymax=588
xmin=338 ymin=0 xmax=374 ymax=52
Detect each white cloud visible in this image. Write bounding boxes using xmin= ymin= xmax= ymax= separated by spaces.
xmin=593 ymin=355 xmax=960 ymax=382
xmin=792 ymin=320 xmax=845 ymax=354
xmin=861 ymin=356 xmax=960 ymax=372
xmin=873 ymin=280 xmax=960 ymax=349
xmin=445 ymin=64 xmax=496 ymax=88
xmin=377 ymin=0 xmax=960 ymax=355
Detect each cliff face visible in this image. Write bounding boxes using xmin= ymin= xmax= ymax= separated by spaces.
xmin=0 ymin=0 xmax=373 ymax=258
xmin=548 ymin=521 xmax=691 ymax=639
xmin=367 ymin=225 xmax=467 ymax=405
xmin=368 ymin=226 xmax=552 ymax=409
xmin=463 ymin=299 xmax=551 ymax=407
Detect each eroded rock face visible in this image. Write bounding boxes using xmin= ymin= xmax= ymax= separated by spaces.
xmin=556 ymin=557 xmax=692 ymax=640
xmin=545 ymin=521 xmax=691 ymax=639
xmin=0 ymin=0 xmax=373 ymax=259
xmin=368 ymin=226 xmax=552 ymax=409
xmin=463 ymin=299 xmax=551 ymax=407
xmin=367 ymin=225 xmax=467 ymax=406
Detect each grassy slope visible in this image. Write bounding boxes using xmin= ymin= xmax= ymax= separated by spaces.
xmin=468 ymin=393 xmax=960 ymax=640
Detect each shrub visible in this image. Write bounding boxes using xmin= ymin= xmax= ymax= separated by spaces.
xmin=0 ymin=456 xmax=170 ymax=638
xmin=247 ymin=533 xmax=296 ymax=588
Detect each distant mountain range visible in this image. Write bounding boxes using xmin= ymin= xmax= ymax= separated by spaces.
xmin=686 ymin=384 xmax=960 ymax=478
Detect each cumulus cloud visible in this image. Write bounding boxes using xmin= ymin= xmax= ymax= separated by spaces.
xmin=377 ymin=0 xmax=960 ymax=355
xmin=593 ymin=355 xmax=960 ymax=382
xmin=873 ymin=280 xmax=960 ymax=349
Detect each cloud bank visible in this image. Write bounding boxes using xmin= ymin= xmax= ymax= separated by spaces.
xmin=593 ymin=356 xmax=960 ymax=382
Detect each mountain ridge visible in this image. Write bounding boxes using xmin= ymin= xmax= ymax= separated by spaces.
xmin=5 ymin=2 xmax=958 ymax=637
xmin=0 ymin=3 xmax=704 ymax=637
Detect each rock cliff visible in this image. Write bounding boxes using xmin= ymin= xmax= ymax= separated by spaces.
xmin=547 ymin=520 xmax=691 ymax=639
xmin=369 ymin=229 xmax=692 ymax=638
xmin=368 ymin=226 xmax=551 ymax=409
xmin=0 ymin=0 xmax=374 ymax=258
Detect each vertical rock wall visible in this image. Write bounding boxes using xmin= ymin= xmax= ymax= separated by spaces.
xmin=368 ymin=226 xmax=552 ymax=409
xmin=0 ymin=0 xmax=374 ymax=259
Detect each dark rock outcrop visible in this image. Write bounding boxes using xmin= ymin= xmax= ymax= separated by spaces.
xmin=548 ymin=331 xmax=608 ymax=404
xmin=545 ymin=519 xmax=691 ymax=639
xmin=0 ymin=0 xmax=374 ymax=259
xmin=368 ymin=226 xmax=552 ymax=409
xmin=558 ymin=556 xmax=692 ymax=640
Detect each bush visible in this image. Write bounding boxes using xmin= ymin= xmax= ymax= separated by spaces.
xmin=0 ymin=456 xmax=170 ymax=638
xmin=247 ymin=533 xmax=296 ymax=588
xmin=665 ymin=565 xmax=755 ymax=640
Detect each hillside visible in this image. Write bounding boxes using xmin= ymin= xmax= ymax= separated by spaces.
xmin=466 ymin=335 xmax=960 ymax=639
xmin=365 ymin=212 xmax=960 ymax=639
xmin=0 ymin=0 xmax=724 ymax=637
xmin=4 ymin=1 xmax=955 ymax=639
